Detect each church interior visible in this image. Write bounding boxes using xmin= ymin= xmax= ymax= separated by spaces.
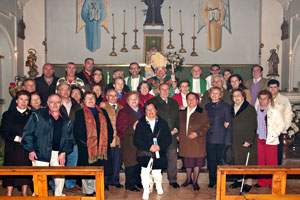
xmin=1 ymin=0 xmax=300 ymax=199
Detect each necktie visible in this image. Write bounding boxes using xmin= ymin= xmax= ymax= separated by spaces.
xmin=113 ymin=104 xmax=117 ymax=111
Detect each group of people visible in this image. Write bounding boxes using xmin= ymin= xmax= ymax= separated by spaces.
xmin=0 ymin=58 xmax=293 ymax=199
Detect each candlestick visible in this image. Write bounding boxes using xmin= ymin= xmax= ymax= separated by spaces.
xmin=121 ymin=10 xmax=128 ymax=52
xmin=112 ymin=13 xmax=115 ymax=35
xmin=109 ymin=13 xmax=117 ymax=56
xmin=169 ymin=6 xmax=172 ymax=28
xmin=179 ymin=10 xmax=182 ymax=33
xmin=193 ymin=14 xmax=195 ymax=36
xmin=134 ymin=6 xmax=137 ymax=29
xmin=123 ymin=10 xmax=126 ymax=32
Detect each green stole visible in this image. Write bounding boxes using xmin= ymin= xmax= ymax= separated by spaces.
xmin=127 ymin=75 xmax=143 ymax=91
xmin=188 ymin=77 xmax=207 ymax=95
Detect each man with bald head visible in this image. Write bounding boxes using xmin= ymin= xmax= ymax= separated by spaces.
xmin=188 ymin=65 xmax=207 ymax=97
xmin=22 ymin=94 xmax=74 ymax=196
xmin=35 ymin=63 xmax=59 ymax=106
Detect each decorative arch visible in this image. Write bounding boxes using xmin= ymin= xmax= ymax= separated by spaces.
xmin=0 ymin=24 xmax=15 ymax=113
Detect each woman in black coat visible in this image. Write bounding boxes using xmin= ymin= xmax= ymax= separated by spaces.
xmin=0 ymin=90 xmax=32 ymax=196
xmin=230 ymin=88 xmax=257 ymax=193
xmin=205 ymin=87 xmax=232 ymax=188
xmin=134 ymin=103 xmax=172 ymax=200
xmin=73 ymin=91 xmax=113 ymax=194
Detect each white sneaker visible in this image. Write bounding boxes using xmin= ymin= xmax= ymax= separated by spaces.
xmin=142 ymin=191 xmax=149 ymax=200
xmin=156 ymin=185 xmax=163 ymax=195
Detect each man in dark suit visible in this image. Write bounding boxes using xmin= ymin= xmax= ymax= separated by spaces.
xmin=35 ymin=63 xmax=58 ymax=106
xmin=76 ymin=58 xmax=94 ymax=88
xmin=147 ymin=83 xmax=180 ymax=188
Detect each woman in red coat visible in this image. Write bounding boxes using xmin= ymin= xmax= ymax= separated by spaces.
xmin=137 ymin=81 xmax=154 ymax=108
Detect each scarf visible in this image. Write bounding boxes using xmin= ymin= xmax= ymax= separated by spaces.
xmin=83 ymin=105 xmax=108 ymax=164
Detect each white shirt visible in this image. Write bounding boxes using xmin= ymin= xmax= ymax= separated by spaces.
xmin=206 ymin=75 xmax=212 ymax=89
xmin=181 ymin=93 xmax=187 ymax=108
xmin=146 ymin=117 xmax=156 ymax=132
xmin=234 ymin=101 xmax=244 ymax=115
xmin=192 ymin=78 xmax=200 ymax=94
xmin=109 ymin=102 xmax=118 ymax=110
xmin=125 ymin=75 xmax=145 ymax=91
xmin=17 ymin=107 xmax=27 ymax=113
xmin=253 ymin=77 xmax=262 ymax=84
xmin=186 ymin=106 xmax=197 ymax=135
xmin=62 ymin=100 xmax=72 ymax=116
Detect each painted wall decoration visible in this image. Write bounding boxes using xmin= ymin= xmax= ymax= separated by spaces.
xmin=198 ymin=0 xmax=232 ymax=52
xmin=76 ymin=0 xmax=110 ymax=52
xmin=46 ymin=0 xmax=260 ymax=64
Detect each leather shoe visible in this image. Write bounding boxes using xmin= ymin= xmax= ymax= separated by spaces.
xmin=193 ymin=183 xmax=200 ymax=191
xmin=113 ymin=183 xmax=124 ymax=188
xmin=208 ymin=183 xmax=215 ymax=188
xmin=105 ymin=185 xmax=109 ymax=191
xmin=254 ymin=183 xmax=262 ymax=188
xmin=169 ymin=182 xmax=180 ymax=188
xmin=125 ymin=186 xmax=140 ymax=192
xmin=136 ymin=183 xmax=143 ymax=189
xmin=85 ymin=192 xmax=95 ymax=196
xmin=229 ymin=181 xmax=242 ymax=189
xmin=242 ymin=184 xmax=252 ymax=193
xmin=181 ymin=179 xmax=192 ymax=187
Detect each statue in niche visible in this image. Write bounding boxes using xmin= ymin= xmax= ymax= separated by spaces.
xmin=281 ymin=17 xmax=289 ymax=40
xmin=267 ymin=48 xmax=279 ymax=77
xmin=17 ymin=16 xmax=26 ymax=40
xmin=142 ymin=0 xmax=164 ymax=26
xmin=198 ymin=0 xmax=231 ymax=52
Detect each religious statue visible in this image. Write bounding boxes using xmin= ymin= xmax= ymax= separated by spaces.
xmin=142 ymin=0 xmax=164 ymax=26
xmin=17 ymin=16 xmax=26 ymax=40
xmin=198 ymin=0 xmax=231 ymax=52
xmin=281 ymin=17 xmax=289 ymax=40
xmin=267 ymin=49 xmax=279 ymax=77
xmin=81 ymin=0 xmax=106 ymax=52
xmin=25 ymin=48 xmax=39 ymax=78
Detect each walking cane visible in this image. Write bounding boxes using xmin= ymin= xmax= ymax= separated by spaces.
xmin=240 ymin=145 xmax=251 ymax=195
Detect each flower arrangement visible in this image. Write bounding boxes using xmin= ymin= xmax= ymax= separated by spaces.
xmin=287 ymin=105 xmax=300 ymax=137
xmin=165 ymin=51 xmax=184 ymax=72
xmin=286 ymin=105 xmax=300 ymax=158
xmin=8 ymin=76 xmax=25 ymax=97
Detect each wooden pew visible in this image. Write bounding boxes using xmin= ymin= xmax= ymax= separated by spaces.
xmin=0 ymin=166 xmax=104 ymax=200
xmin=216 ymin=165 xmax=300 ymax=200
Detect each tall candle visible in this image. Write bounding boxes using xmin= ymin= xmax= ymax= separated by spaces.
xmin=134 ymin=6 xmax=137 ymax=29
xmin=112 ymin=13 xmax=115 ymax=35
xmin=169 ymin=6 xmax=171 ymax=28
xmin=123 ymin=9 xmax=126 ymax=32
xmin=193 ymin=14 xmax=196 ymax=36
xmin=179 ymin=10 xmax=182 ymax=33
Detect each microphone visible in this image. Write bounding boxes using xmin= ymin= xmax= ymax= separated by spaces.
xmin=153 ymin=138 xmax=160 ymax=159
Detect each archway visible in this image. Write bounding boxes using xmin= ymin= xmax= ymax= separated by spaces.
xmin=0 ymin=25 xmax=15 ymax=115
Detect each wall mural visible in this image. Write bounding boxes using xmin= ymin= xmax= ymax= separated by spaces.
xmin=75 ymin=0 xmax=233 ymax=53
xmin=76 ymin=0 xmax=110 ymax=52
xmin=46 ymin=0 xmax=259 ymax=64
xmin=198 ymin=0 xmax=232 ymax=52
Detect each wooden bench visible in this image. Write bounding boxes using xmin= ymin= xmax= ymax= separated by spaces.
xmin=216 ymin=165 xmax=300 ymax=200
xmin=0 ymin=166 xmax=104 ymax=200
